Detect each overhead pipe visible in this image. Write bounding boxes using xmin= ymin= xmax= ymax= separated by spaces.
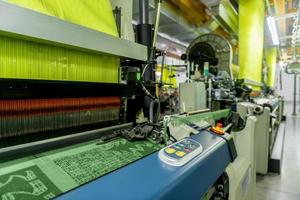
xmin=152 ymin=0 xmax=162 ymax=48
xmin=139 ymin=0 xmax=149 ymax=24
xmin=137 ymin=0 xmax=153 ymax=82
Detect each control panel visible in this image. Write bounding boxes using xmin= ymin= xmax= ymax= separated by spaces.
xmin=159 ymin=138 xmax=203 ymax=166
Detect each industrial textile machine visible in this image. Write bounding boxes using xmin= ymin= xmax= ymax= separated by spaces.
xmin=180 ymin=31 xmax=285 ymax=178
xmin=0 ymin=0 xmax=145 ymax=146
xmin=253 ymin=96 xmax=284 ymax=174
xmin=237 ymin=95 xmax=284 ymax=175
xmin=180 ymin=34 xmax=236 ymax=112
xmin=178 ymin=31 xmax=286 ymax=199
xmin=165 ymin=109 xmax=256 ymax=200
xmin=55 ymin=110 xmax=238 ymax=200
xmin=0 ymin=1 xmax=240 ymax=200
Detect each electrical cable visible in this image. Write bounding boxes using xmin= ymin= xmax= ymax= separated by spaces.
xmin=149 ymin=99 xmax=161 ymax=123
xmin=139 ymin=82 xmax=156 ymax=100
xmin=141 ymin=64 xmax=149 ymax=78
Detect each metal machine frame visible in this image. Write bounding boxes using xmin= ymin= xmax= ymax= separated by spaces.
xmin=0 ymin=1 xmax=147 ymax=61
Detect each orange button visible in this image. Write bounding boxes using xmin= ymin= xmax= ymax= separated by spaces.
xmin=210 ymin=126 xmax=225 ymax=135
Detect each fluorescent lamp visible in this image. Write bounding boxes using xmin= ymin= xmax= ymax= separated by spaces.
xmin=160 ymin=43 xmax=167 ymax=48
xmin=267 ymin=16 xmax=279 ymax=45
xmin=279 ymin=61 xmax=284 ymax=69
xmin=157 ymin=32 xmax=189 ymax=48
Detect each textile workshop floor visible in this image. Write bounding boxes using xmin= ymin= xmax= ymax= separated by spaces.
xmin=0 ymin=138 xmax=161 ymax=200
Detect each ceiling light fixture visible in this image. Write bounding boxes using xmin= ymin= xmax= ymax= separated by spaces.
xmin=267 ymin=16 xmax=279 ymax=45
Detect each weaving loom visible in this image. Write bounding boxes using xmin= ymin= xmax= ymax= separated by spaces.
xmin=0 ymin=1 xmax=239 ymax=200
xmin=0 ymin=109 xmax=235 ymax=200
xmin=0 ymin=1 xmax=157 ymax=199
xmin=0 ymin=1 xmax=159 ymax=199
xmin=0 ymin=0 xmax=130 ymax=144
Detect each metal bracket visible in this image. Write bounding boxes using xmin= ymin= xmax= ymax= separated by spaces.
xmin=242 ymin=79 xmax=264 ymax=87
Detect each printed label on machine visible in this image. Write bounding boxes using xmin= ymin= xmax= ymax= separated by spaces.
xmin=158 ymin=138 xmax=203 ymax=166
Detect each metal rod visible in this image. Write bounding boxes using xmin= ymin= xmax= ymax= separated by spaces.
xmin=137 ymin=0 xmax=153 ymax=81
xmin=243 ymin=78 xmax=264 ymax=87
xmin=0 ymin=123 xmax=132 ymax=161
xmin=170 ymin=65 xmax=188 ymax=67
xmin=187 ymin=109 xmax=211 ymax=116
xmin=160 ymin=51 xmax=166 ymax=84
xmin=187 ymin=62 xmax=191 ymax=82
xmin=139 ymin=0 xmax=149 ymax=24
xmin=293 ymin=74 xmax=297 ymax=116
xmin=152 ymin=0 xmax=162 ymax=48
xmin=208 ymin=79 xmax=212 ymax=111
xmin=113 ymin=6 xmax=122 ymax=37
xmin=280 ymin=69 xmax=283 ymax=90
xmin=223 ymin=123 xmax=233 ymax=132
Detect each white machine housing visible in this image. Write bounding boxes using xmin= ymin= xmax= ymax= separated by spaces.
xmin=237 ymin=102 xmax=270 ymax=174
xmin=179 ymin=82 xmax=207 ymax=113
xmin=226 ymin=116 xmax=257 ymax=200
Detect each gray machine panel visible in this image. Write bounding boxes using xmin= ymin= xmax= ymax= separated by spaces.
xmin=0 ymin=1 xmax=147 ymax=61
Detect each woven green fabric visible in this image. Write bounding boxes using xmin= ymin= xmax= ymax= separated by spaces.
xmin=170 ymin=109 xmax=230 ymax=127
xmin=53 ymin=138 xmax=160 ymax=185
xmin=0 ymin=138 xmax=161 ymax=200
xmin=0 ymin=166 xmax=61 ymax=200
xmin=2 ymin=0 xmax=119 ymax=83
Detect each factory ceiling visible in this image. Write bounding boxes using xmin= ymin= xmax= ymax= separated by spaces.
xmin=131 ymin=0 xmax=300 ymax=63
xmin=270 ymin=0 xmax=300 ymax=61
xmin=132 ymin=0 xmax=234 ymax=58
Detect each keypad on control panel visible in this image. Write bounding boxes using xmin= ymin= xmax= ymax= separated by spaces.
xmin=164 ymin=138 xmax=201 ymax=159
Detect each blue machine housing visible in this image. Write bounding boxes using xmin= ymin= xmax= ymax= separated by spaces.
xmin=57 ymin=130 xmax=233 ymax=200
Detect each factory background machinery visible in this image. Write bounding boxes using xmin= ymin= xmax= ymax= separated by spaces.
xmin=0 ymin=0 xmax=297 ymax=200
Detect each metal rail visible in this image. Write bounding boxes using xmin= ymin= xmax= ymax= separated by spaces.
xmin=0 ymin=123 xmax=132 ymax=161
xmin=243 ymin=79 xmax=264 ymax=87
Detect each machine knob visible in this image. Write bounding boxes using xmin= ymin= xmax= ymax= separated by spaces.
xmin=217 ymin=184 xmax=224 ymax=190
xmin=210 ymin=123 xmax=225 ymax=135
xmin=217 ymin=192 xmax=224 ymax=198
